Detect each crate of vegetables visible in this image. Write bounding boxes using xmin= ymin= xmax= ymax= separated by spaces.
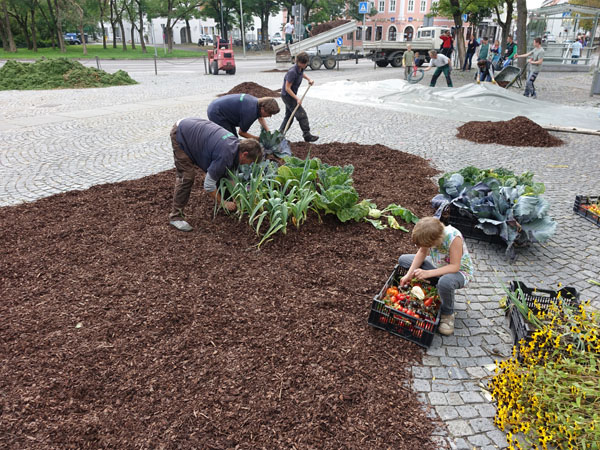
xmin=368 ymin=265 xmax=442 ymax=348
xmin=573 ymin=195 xmax=600 ymax=227
xmin=508 ymin=280 xmax=580 ymax=347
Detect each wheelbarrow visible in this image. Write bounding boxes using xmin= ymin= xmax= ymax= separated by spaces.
xmin=494 ymin=65 xmax=524 ymax=89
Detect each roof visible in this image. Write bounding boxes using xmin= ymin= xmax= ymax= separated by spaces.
xmin=531 ymin=2 xmax=600 ymax=17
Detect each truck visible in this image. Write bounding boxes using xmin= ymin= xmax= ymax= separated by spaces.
xmin=362 ymin=26 xmax=451 ymax=67
xmin=273 ymin=20 xmax=361 ymax=70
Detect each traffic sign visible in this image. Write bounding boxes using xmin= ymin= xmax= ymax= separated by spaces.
xmin=336 ymin=37 xmax=343 ymax=46
xmin=462 ymin=13 xmax=468 ymax=22
xmin=359 ymin=2 xmax=369 ymax=14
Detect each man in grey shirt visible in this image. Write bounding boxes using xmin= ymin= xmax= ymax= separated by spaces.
xmin=515 ymin=37 xmax=544 ymax=98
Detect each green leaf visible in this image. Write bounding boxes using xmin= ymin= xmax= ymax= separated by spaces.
xmin=365 ymin=218 xmax=386 ymax=229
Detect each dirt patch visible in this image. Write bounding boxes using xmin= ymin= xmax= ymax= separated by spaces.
xmin=311 ymin=20 xmax=351 ymax=38
xmin=218 ymin=81 xmax=281 ymax=98
xmin=497 ymin=80 xmax=510 ymax=88
xmin=456 ymin=115 xmax=564 ymax=147
xmin=0 ymin=142 xmax=443 ymax=449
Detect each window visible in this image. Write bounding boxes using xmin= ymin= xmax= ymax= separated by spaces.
xmin=420 ymin=0 xmax=427 ymax=12
xmin=388 ymin=26 xmax=397 ymax=41
xmin=376 ymin=26 xmax=383 ymax=40
xmin=347 ymin=31 xmax=353 ymax=40
xmin=407 ymin=0 xmax=414 ymax=12
xmin=365 ymin=26 xmax=373 ymax=41
xmin=356 ymin=26 xmax=362 ymax=40
xmin=390 ymin=0 xmax=396 ymax=12
xmin=379 ymin=0 xmax=385 ymax=12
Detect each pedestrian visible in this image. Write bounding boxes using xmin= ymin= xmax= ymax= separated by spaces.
xmin=278 ymin=51 xmax=319 ymax=142
xmin=424 ymin=50 xmax=453 ymax=87
xmin=490 ymin=39 xmax=501 ymax=67
xmin=440 ymin=30 xmax=453 ymax=58
xmin=503 ymin=35 xmax=517 ymax=67
xmin=570 ymin=38 xmax=582 ymax=64
xmin=168 ymin=118 xmax=263 ymax=232
xmin=403 ymin=44 xmax=415 ymax=80
xmin=284 ymin=18 xmax=295 ymax=46
xmin=475 ymin=59 xmax=497 ymax=84
xmin=207 ymin=94 xmax=280 ymax=140
xmin=414 ymin=51 xmax=422 ymax=67
xmin=304 ymin=22 xmax=313 ymax=39
xmin=478 ymin=36 xmax=490 ymax=61
xmin=462 ymin=36 xmax=479 ymax=70
xmin=397 ymin=217 xmax=474 ymax=336
xmin=515 ymin=37 xmax=544 ymax=99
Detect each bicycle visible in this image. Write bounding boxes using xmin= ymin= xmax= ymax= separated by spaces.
xmin=407 ymin=62 xmax=425 ymax=84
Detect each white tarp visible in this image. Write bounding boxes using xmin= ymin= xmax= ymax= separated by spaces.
xmin=306 ymin=79 xmax=600 ymax=131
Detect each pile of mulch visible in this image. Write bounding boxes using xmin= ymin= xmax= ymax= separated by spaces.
xmin=0 ymin=143 xmax=444 ymax=449
xmin=456 ymin=115 xmax=564 ymax=147
xmin=311 ymin=19 xmax=351 ymax=38
xmin=497 ymin=80 xmax=509 ymax=88
xmin=218 ymin=81 xmax=281 ymax=98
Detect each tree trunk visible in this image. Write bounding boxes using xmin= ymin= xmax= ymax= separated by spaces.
xmin=98 ymin=0 xmax=107 ymax=48
xmin=448 ymin=0 xmax=464 ymax=65
xmin=16 ymin=16 xmax=32 ymax=50
xmin=516 ymin=0 xmax=527 ymax=69
xmin=110 ymin=0 xmax=117 ymax=48
xmin=130 ymin=23 xmax=136 ymax=49
xmin=261 ymin=16 xmax=268 ymax=46
xmin=79 ymin=22 xmax=87 ymax=55
xmin=119 ymin=19 xmax=127 ymax=50
xmin=100 ymin=22 xmax=107 ymax=48
xmin=31 ymin=7 xmax=37 ymax=51
xmin=185 ymin=19 xmax=191 ymax=44
xmin=0 ymin=17 xmax=9 ymax=51
xmin=166 ymin=17 xmax=173 ymax=52
xmin=1 ymin=0 xmax=17 ymax=52
xmin=53 ymin=0 xmax=66 ymax=52
xmin=136 ymin=1 xmax=146 ymax=53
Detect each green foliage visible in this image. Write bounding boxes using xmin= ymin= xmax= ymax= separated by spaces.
xmin=217 ymin=156 xmax=419 ymax=247
xmin=0 ymin=58 xmax=137 ymax=90
xmin=0 ymin=46 xmax=206 ymax=59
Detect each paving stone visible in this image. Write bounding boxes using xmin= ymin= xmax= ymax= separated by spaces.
xmin=436 ymin=405 xmax=459 ymax=421
xmin=446 ymin=392 xmax=465 ymax=406
xmin=413 ymin=366 xmax=432 ymax=379
xmin=446 ymin=347 xmax=470 ymax=358
xmin=455 ymin=405 xmax=479 ymax=419
xmin=450 ymin=438 xmax=472 ymax=450
xmin=467 ymin=433 xmax=492 ymax=447
xmin=469 ymin=417 xmax=496 ymax=433
xmin=428 ymin=391 xmax=448 ymax=405
xmin=413 ymin=378 xmax=431 ymax=392
xmin=446 ymin=419 xmax=474 ymax=437
xmin=432 ymin=379 xmax=467 ymax=393
xmin=487 ymin=428 xmax=509 ymax=448
xmin=476 ymin=403 xmax=498 ymax=418
xmin=465 ymin=367 xmax=488 ymax=379
xmin=460 ymin=391 xmax=484 ymax=403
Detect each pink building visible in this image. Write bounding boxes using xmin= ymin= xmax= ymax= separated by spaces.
xmin=343 ymin=0 xmax=454 ymax=46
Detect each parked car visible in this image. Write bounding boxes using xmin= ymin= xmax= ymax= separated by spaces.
xmin=543 ymin=32 xmax=556 ymax=43
xmin=197 ymin=34 xmax=214 ymax=46
xmin=64 ymin=33 xmax=82 ymax=45
xmin=270 ymin=36 xmax=284 ymax=47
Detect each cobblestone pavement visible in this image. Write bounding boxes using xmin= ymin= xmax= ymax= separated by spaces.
xmin=1 ymin=57 xmax=599 ymax=449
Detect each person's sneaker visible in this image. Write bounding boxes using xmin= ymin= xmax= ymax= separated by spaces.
xmin=531 ymin=94 xmax=537 ymax=99
xmin=169 ymin=219 xmax=193 ymax=232
xmin=304 ymin=134 xmax=319 ymax=143
xmin=438 ymin=313 xmax=455 ymax=336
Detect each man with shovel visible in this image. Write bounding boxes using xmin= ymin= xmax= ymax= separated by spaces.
xmin=168 ymin=118 xmax=263 ymax=232
xmin=207 ymin=95 xmax=280 ymax=140
xmin=278 ymin=52 xmax=319 ymax=142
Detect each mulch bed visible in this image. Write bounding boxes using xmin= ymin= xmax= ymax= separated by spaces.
xmin=218 ymin=81 xmax=281 ymax=98
xmin=456 ymin=115 xmax=564 ymax=147
xmin=311 ymin=20 xmax=351 ymax=38
xmin=0 ymin=142 xmax=443 ymax=449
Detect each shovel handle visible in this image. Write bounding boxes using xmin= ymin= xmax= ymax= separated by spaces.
xmin=282 ymin=84 xmax=312 ymax=136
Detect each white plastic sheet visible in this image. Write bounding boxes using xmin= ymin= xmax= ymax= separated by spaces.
xmin=307 ymin=79 xmax=600 ymax=131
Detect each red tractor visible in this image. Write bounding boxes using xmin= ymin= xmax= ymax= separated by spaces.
xmin=207 ymin=36 xmax=236 ymax=75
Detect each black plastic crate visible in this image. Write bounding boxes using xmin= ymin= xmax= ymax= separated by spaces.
xmin=573 ymin=195 xmax=600 ymax=227
xmin=368 ymin=265 xmax=441 ymax=348
xmin=441 ymin=204 xmax=506 ymax=246
xmin=508 ymin=281 xmax=580 ymax=348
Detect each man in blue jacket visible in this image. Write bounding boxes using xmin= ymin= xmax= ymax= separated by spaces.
xmin=207 ymin=94 xmax=280 ymax=140
xmin=169 ymin=118 xmax=263 ymax=232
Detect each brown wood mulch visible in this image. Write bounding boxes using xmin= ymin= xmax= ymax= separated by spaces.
xmin=0 ymin=142 xmax=444 ymax=449
xmin=456 ymin=115 xmax=564 ymax=147
xmin=311 ymin=20 xmax=351 ymax=38
xmin=218 ymin=81 xmax=281 ymax=98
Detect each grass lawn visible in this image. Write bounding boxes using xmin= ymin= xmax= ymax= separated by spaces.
xmin=0 ymin=44 xmax=206 ymax=60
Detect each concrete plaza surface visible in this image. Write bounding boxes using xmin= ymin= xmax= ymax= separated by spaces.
xmin=1 ymin=56 xmax=599 ymax=449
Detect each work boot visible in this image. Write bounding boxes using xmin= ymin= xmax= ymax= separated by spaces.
xmin=438 ymin=313 xmax=455 ymax=336
xmin=304 ymin=134 xmax=319 ymax=143
xmin=169 ymin=219 xmax=193 ymax=232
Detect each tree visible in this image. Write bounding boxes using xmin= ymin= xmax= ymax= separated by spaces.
xmin=97 ymin=0 xmax=108 ymax=48
xmin=493 ymin=0 xmax=514 ymax=57
xmin=430 ymin=0 xmax=501 ymax=66
xmin=1 ymin=0 xmax=17 ymax=51
xmin=516 ymin=0 xmax=526 ymax=68
xmin=133 ymin=0 xmax=147 ymax=51
xmin=148 ymin=0 xmax=201 ymax=51
xmin=243 ymin=0 xmax=278 ymax=45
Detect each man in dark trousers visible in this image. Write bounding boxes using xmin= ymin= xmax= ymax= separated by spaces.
xmin=207 ymin=94 xmax=280 ymax=140
xmin=279 ymin=51 xmax=319 ymax=142
xmin=168 ymin=118 xmax=263 ymax=232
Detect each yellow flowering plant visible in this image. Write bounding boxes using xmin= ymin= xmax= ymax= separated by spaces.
xmin=490 ymin=297 xmax=600 ymax=449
